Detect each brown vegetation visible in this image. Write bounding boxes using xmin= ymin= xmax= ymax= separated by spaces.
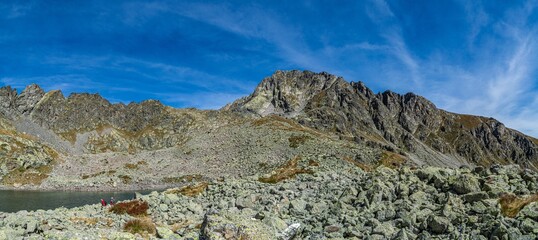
xmin=119 ymin=175 xmax=132 ymax=184
xmin=69 ymin=217 xmax=113 ymax=227
xmin=252 ymin=115 xmax=322 ymax=136
xmin=109 ymin=200 xmax=149 ymax=216
xmin=288 ymin=135 xmax=312 ymax=148
xmin=123 ymin=217 xmax=156 ymax=235
xmin=124 ymin=163 xmax=138 ymax=170
xmin=259 ymin=156 xmax=314 ymax=184
xmin=308 ymin=160 xmax=320 ymax=167
xmin=499 ymin=193 xmax=538 ymax=218
xmin=81 ymin=170 xmax=116 ymax=179
xmin=1 ymin=164 xmax=52 ymax=186
xmin=378 ymin=151 xmax=407 ymax=169
xmin=163 ymin=174 xmax=203 ymax=183
xmin=456 ymin=114 xmax=486 ymax=129
xmin=342 ymin=156 xmax=374 ymax=172
xmin=165 ymin=182 xmax=209 ymax=197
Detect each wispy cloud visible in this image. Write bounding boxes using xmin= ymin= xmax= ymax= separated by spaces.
xmin=44 ymin=55 xmax=254 ymax=93
xmin=0 ymin=1 xmax=35 ymax=19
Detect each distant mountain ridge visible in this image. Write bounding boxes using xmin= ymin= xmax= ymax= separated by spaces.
xmin=0 ymin=70 xmax=537 ymax=189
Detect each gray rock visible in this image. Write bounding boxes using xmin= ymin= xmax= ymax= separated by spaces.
xmin=263 ymin=216 xmax=288 ymax=232
xmin=159 ymin=203 xmax=169 ymax=212
xmin=451 ymin=174 xmax=480 ymax=194
xmin=235 ymin=195 xmax=255 ymax=209
xmin=520 ymin=219 xmax=538 ymax=234
xmin=289 ymin=199 xmax=307 ymax=214
xmin=462 ymin=191 xmax=489 ymax=203
xmin=428 ymin=216 xmax=451 ymax=234
xmin=279 ymin=223 xmax=301 ymax=240
xmin=156 ymin=226 xmax=176 ymax=239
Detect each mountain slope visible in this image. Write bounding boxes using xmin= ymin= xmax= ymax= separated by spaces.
xmin=226 ymin=70 xmax=538 ymax=169
xmin=1 ymin=70 xmax=537 ymax=189
xmin=0 ymin=84 xmax=380 ymax=190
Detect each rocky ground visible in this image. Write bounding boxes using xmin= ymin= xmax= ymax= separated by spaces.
xmin=1 ymin=155 xmax=538 ymax=239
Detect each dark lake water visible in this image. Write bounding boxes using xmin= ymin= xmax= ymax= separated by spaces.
xmin=0 ymin=190 xmax=154 ymax=213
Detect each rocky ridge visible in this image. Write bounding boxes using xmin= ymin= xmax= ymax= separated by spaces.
xmin=1 ymin=157 xmax=538 ymax=239
xmin=227 ymin=70 xmax=538 ymax=169
xmin=0 ymin=70 xmax=537 ymax=191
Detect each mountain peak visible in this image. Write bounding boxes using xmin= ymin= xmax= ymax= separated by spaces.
xmin=227 ymin=70 xmax=538 ymax=168
xmin=227 ymin=70 xmax=350 ymax=116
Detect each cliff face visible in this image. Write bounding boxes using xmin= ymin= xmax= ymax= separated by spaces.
xmin=227 ymin=70 xmax=538 ymax=169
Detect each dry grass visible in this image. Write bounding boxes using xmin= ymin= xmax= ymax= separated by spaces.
xmin=499 ymin=193 xmax=538 ymax=218
xmin=455 ymin=114 xmax=486 ymax=129
xmin=259 ymin=156 xmax=314 ymax=184
xmin=308 ymin=160 xmax=320 ymax=167
xmin=81 ymin=170 xmax=116 ymax=179
xmin=0 ymin=129 xmax=38 ymax=141
xmin=119 ymin=175 xmax=132 ymax=184
xmin=2 ymin=164 xmax=53 ymax=186
xmin=165 ymin=182 xmax=209 ymax=197
xmin=170 ymin=219 xmax=197 ymax=232
xmin=58 ymin=131 xmax=77 ymax=144
xmin=288 ymin=135 xmax=312 ymax=148
xmin=123 ymin=217 xmax=156 ymax=235
xmin=70 ymin=217 xmax=99 ymax=225
xmin=124 ymin=163 xmax=138 ymax=170
xmin=378 ymin=151 xmax=407 ymax=169
xmin=163 ymin=174 xmax=203 ymax=183
xmin=252 ymin=115 xmax=323 ymax=136
xmin=342 ymin=156 xmax=374 ymax=172
xmin=109 ymin=200 xmax=149 ymax=216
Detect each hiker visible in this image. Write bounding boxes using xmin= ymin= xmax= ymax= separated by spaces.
xmin=100 ymin=198 xmax=107 ymax=208
xmin=110 ymin=197 xmax=115 ymax=205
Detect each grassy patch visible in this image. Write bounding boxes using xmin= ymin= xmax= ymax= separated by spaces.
xmin=1 ymin=164 xmax=52 ymax=186
xmin=163 ymin=174 xmax=202 ymax=183
xmin=70 ymin=217 xmax=99 ymax=226
xmin=308 ymin=160 xmax=320 ymax=167
xmin=288 ymin=135 xmax=312 ymax=148
xmin=259 ymin=156 xmax=314 ymax=184
xmin=123 ymin=218 xmax=156 ymax=235
xmin=109 ymin=200 xmax=149 ymax=216
xmin=58 ymin=131 xmax=77 ymax=144
xmin=81 ymin=170 xmax=116 ymax=179
xmin=165 ymin=182 xmax=209 ymax=197
xmin=378 ymin=151 xmax=407 ymax=169
xmin=119 ymin=175 xmax=132 ymax=184
xmin=499 ymin=193 xmax=538 ymax=218
xmin=342 ymin=156 xmax=374 ymax=172
xmin=124 ymin=163 xmax=138 ymax=170
xmin=455 ymin=114 xmax=486 ymax=129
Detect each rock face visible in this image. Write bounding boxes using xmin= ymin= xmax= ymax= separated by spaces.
xmin=227 ymin=70 xmax=538 ymax=169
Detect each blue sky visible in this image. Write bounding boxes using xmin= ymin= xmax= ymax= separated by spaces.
xmin=1 ymin=1 xmax=538 ymax=137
